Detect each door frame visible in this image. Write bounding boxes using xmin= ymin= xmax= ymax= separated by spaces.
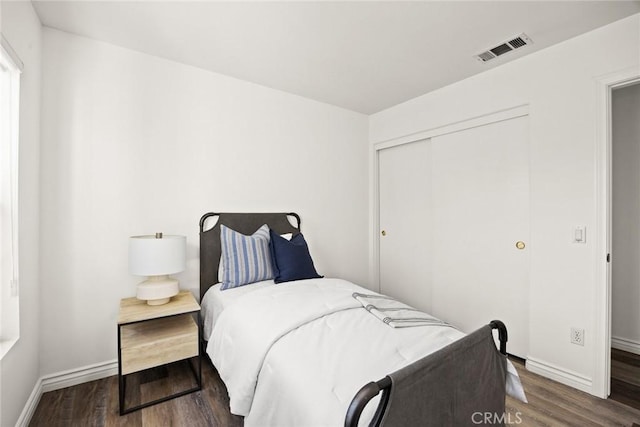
xmin=594 ymin=68 xmax=640 ymax=398
xmin=371 ymin=104 xmax=529 ymax=292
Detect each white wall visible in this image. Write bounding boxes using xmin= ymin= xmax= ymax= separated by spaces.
xmin=39 ymin=28 xmax=369 ymax=377
xmin=0 ymin=1 xmax=42 ymax=425
xmin=370 ymin=14 xmax=640 ymax=395
xmin=612 ymin=83 xmax=640 ymax=354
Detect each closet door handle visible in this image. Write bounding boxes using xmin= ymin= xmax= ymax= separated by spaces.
xmin=515 ymin=241 xmax=525 ymax=250
xmin=381 ymin=230 xmax=387 ymax=236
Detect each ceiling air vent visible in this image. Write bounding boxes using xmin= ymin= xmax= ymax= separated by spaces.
xmin=475 ymin=33 xmax=533 ymax=63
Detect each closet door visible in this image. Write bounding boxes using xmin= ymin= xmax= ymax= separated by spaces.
xmin=378 ymin=139 xmax=432 ymax=313
xmin=430 ymin=116 xmax=530 ymax=358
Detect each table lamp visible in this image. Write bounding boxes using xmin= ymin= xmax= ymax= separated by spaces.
xmin=129 ymin=233 xmax=186 ymax=305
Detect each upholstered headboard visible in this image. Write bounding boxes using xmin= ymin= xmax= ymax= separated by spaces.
xmin=199 ymin=212 xmax=301 ymax=300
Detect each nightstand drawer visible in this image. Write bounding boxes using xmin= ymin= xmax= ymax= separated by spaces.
xmin=120 ymin=314 xmax=198 ymax=375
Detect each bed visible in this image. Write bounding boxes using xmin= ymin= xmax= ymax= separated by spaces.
xmin=199 ymin=212 xmax=525 ymax=426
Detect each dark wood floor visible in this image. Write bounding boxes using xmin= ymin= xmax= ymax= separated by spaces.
xmin=30 ymin=361 xmax=243 ymax=427
xmin=30 ymin=357 xmax=640 ymax=427
xmin=610 ymin=348 xmax=640 ymax=411
xmin=506 ymin=356 xmax=640 ymax=426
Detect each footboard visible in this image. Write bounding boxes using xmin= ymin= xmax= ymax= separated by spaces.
xmin=345 ymin=320 xmax=508 ymax=427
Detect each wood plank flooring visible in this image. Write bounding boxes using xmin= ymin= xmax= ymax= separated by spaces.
xmin=30 ymin=358 xmax=640 ymax=427
xmin=30 ymin=361 xmax=242 ymax=427
xmin=506 ymin=357 xmax=640 ymax=426
xmin=610 ymin=348 xmax=640 ymax=411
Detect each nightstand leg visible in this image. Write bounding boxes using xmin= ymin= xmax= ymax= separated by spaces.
xmin=197 ymin=311 xmax=202 ymax=388
xmin=186 ymin=312 xmax=203 ymax=389
xmin=118 ymin=325 xmax=125 ymax=415
xmin=119 ymin=375 xmax=126 ymax=415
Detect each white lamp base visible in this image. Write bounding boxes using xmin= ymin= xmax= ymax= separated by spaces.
xmin=137 ymin=275 xmax=179 ymax=305
xmin=146 ymin=297 xmax=171 ymax=306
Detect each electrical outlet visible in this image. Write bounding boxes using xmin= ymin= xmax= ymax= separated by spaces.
xmin=570 ymin=328 xmax=585 ymax=346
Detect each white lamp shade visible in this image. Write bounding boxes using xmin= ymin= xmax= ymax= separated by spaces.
xmin=129 ymin=234 xmax=186 ymax=276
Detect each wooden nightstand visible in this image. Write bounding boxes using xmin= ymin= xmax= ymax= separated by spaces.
xmin=117 ymin=290 xmax=202 ymax=415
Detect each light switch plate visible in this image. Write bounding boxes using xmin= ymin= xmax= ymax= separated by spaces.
xmin=573 ymin=226 xmax=586 ymax=243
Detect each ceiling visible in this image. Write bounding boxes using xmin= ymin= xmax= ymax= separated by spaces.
xmin=32 ymin=1 xmax=640 ymax=114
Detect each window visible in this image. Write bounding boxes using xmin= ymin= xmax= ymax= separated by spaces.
xmin=0 ymin=34 xmax=22 ymax=359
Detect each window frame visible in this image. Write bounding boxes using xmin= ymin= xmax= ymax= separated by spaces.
xmin=0 ymin=34 xmax=22 ymax=359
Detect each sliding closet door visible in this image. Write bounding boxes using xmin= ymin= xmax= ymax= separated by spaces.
xmin=430 ymin=116 xmax=530 ymax=358
xmin=378 ymin=139 xmax=432 ymax=313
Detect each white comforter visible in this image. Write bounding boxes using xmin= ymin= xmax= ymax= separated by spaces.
xmin=208 ymin=278 xmax=459 ymax=425
xmin=207 ymin=278 xmax=522 ymax=426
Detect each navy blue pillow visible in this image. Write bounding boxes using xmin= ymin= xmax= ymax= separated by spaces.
xmin=269 ymin=230 xmax=322 ymax=283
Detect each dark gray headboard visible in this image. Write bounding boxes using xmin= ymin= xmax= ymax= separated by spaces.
xmin=199 ymin=212 xmax=301 ymax=300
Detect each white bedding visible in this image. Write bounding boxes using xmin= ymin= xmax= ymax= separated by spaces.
xmin=205 ymin=278 xmax=526 ymax=426
xmin=201 ymin=279 xmax=276 ymax=339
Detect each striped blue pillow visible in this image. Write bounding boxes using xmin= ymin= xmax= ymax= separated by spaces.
xmin=220 ymin=224 xmax=274 ymax=290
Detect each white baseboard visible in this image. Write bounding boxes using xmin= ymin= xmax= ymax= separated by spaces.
xmin=15 ymin=377 xmax=43 ymax=427
xmin=526 ymin=357 xmax=593 ymax=394
xmin=41 ymin=359 xmax=118 ymax=393
xmin=16 ymin=360 xmax=118 ymax=427
xmin=612 ymin=336 xmax=640 ymax=355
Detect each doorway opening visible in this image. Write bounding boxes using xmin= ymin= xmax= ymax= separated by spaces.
xmin=609 ymin=81 xmax=640 ymax=410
